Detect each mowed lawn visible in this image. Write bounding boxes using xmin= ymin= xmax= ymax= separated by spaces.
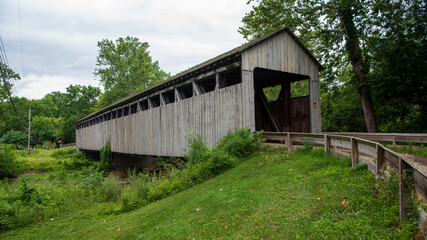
xmin=2 ymin=147 xmax=417 ymax=239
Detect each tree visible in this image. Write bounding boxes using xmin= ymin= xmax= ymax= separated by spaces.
xmin=94 ymin=37 xmax=170 ymax=107
xmin=62 ymin=85 xmax=101 ymax=118
xmin=0 ymin=63 xmax=20 ymax=102
xmin=240 ymin=0 xmax=425 ymax=132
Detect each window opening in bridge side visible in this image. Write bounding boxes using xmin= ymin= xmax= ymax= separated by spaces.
xmin=149 ymin=95 xmax=160 ymax=108
xmin=139 ymin=99 xmax=148 ymax=111
xmin=177 ymin=83 xmax=192 ymax=100
xmin=112 ymin=110 xmax=117 ymax=119
xmin=225 ymin=68 xmax=242 ymax=87
xmin=123 ymin=106 xmax=130 ymax=116
xmin=197 ymin=76 xmax=215 ymax=94
xmin=217 ymin=67 xmax=242 ymax=89
xmin=161 ymin=89 xmax=175 ymax=106
xmin=107 ymin=112 xmax=111 ymax=120
xmin=117 ymin=108 xmax=123 ymax=118
xmin=130 ymin=103 xmax=138 ymax=114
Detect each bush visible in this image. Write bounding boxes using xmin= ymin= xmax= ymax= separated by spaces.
xmin=1 ymin=131 xmax=31 ymax=149
xmin=0 ymin=148 xmax=16 ymax=179
xmin=98 ymin=175 xmax=122 ymax=202
xmin=216 ymin=128 xmax=264 ymax=158
xmin=98 ymin=140 xmax=113 ymax=173
xmin=183 ymin=134 xmax=210 ymax=165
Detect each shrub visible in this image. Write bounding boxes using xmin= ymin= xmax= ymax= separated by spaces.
xmin=98 ymin=140 xmax=113 ymax=173
xmin=0 ymin=148 xmax=16 ymax=179
xmin=183 ymin=134 xmax=210 ymax=165
xmin=1 ymin=130 xmax=31 ymax=148
xmin=98 ymin=175 xmax=122 ymax=202
xmin=216 ymin=128 xmax=264 ymax=158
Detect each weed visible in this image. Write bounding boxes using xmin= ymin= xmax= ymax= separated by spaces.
xmin=98 ymin=175 xmax=122 ymax=202
xmin=0 ymin=148 xmax=16 ymax=179
xmin=216 ymin=128 xmax=264 ymax=158
xmin=98 ymin=140 xmax=113 ymax=173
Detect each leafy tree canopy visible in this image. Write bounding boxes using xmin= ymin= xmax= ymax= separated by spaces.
xmin=0 ymin=63 xmax=20 ymax=102
xmin=94 ymin=36 xmax=170 ymax=107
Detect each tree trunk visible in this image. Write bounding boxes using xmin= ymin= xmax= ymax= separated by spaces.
xmin=359 ymin=84 xmax=378 ymax=132
xmin=340 ymin=2 xmax=378 ymax=132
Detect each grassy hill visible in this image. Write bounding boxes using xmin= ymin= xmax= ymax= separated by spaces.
xmin=1 ymin=147 xmax=417 ymax=239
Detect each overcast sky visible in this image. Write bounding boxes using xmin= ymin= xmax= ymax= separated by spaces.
xmin=0 ymin=0 xmax=255 ymax=99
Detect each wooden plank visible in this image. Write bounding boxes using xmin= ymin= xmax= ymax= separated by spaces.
xmin=357 ymin=142 xmax=377 ymax=158
xmin=384 ymin=150 xmax=400 ymax=171
xmin=351 ymin=138 xmax=358 ymax=167
xmin=324 ymin=135 xmax=330 ymax=153
xmin=287 ymin=132 xmax=293 ymax=152
xmin=414 ymin=170 xmax=427 ymax=201
xmin=400 ymin=157 xmax=413 ymax=220
xmin=376 ymin=144 xmax=385 ymax=176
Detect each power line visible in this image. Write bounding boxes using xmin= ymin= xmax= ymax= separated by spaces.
xmin=18 ymin=0 xmax=25 ymax=78
xmin=0 ymin=35 xmax=28 ymax=131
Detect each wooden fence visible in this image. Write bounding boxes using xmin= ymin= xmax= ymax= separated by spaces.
xmin=324 ymin=132 xmax=427 ymax=145
xmin=259 ymin=131 xmax=427 ymax=222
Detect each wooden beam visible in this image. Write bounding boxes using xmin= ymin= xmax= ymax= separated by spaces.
xmin=324 ymin=135 xmax=330 ymax=153
xmin=175 ymin=88 xmax=182 ymax=102
xmin=148 ymin=98 xmax=154 ymax=109
xmin=215 ymin=72 xmax=226 ymax=90
xmin=399 ymin=157 xmax=413 ymax=220
xmin=351 ymin=138 xmax=358 ymax=168
xmin=193 ymin=81 xmax=202 ymax=96
xmin=160 ymin=93 xmax=168 ymax=106
xmin=257 ymin=91 xmax=281 ymax=132
xmin=376 ymin=144 xmax=385 ymax=176
xmin=287 ymin=132 xmax=293 ymax=152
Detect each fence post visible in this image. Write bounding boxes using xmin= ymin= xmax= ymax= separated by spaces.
xmin=324 ymin=135 xmax=330 ymax=154
xmin=351 ymin=137 xmax=358 ymax=168
xmin=376 ymin=144 xmax=385 ymax=176
xmin=399 ymin=157 xmax=413 ymax=220
xmin=287 ymin=133 xmax=293 ymax=152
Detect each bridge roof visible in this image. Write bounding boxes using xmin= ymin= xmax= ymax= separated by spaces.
xmin=77 ymin=27 xmax=323 ymax=123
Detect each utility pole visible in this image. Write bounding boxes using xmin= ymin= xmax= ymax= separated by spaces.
xmin=27 ymin=108 xmax=31 ymax=155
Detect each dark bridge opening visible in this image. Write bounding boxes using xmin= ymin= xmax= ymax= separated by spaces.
xmin=254 ymin=67 xmax=310 ymax=133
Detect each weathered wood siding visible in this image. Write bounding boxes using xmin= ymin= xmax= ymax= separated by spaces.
xmin=76 ymin=84 xmax=245 ymax=156
xmin=241 ymin=31 xmax=321 ymax=132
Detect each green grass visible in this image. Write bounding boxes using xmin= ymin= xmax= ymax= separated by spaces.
xmin=1 ymin=147 xmax=417 ymax=239
xmin=389 ymin=144 xmax=427 ymax=158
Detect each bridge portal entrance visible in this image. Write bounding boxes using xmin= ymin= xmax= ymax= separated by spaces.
xmin=254 ymin=68 xmax=310 ymax=132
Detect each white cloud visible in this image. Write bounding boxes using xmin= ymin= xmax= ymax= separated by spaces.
xmin=1 ymin=0 xmax=256 ymax=99
xmin=15 ymin=73 xmax=98 ymax=99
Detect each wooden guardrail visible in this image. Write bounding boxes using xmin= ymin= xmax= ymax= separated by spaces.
xmin=60 ymin=142 xmax=76 ymax=148
xmin=324 ymin=132 xmax=427 ymax=145
xmin=259 ymin=131 xmax=427 ymax=221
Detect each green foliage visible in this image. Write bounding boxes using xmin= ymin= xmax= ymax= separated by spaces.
xmin=98 ymin=175 xmax=122 ymax=202
xmin=31 ymin=116 xmax=58 ymax=142
xmin=98 ymin=140 xmax=113 ymax=173
xmin=94 ymin=36 xmax=170 ymax=107
xmin=52 ymin=148 xmax=90 ymax=170
xmin=321 ymin=83 xmax=366 ymax=132
xmin=216 ymin=128 xmax=264 ymax=158
xmin=1 ymin=131 xmax=30 ymax=148
xmin=0 ymin=63 xmax=20 ymax=102
xmin=183 ymin=134 xmax=210 ymax=165
xmin=0 ymin=148 xmax=16 ymax=179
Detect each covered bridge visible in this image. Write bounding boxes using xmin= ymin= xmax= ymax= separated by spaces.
xmin=76 ymin=27 xmax=323 ymax=159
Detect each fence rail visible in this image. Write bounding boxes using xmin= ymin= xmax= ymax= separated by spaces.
xmin=259 ymin=131 xmax=427 ymax=222
xmin=323 ymin=132 xmax=427 ymax=145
